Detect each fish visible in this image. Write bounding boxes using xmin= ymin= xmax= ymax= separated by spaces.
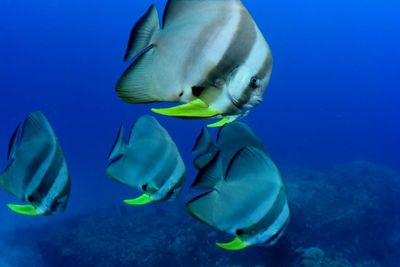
xmin=191 ymin=121 xmax=265 ymax=173
xmin=0 ymin=111 xmax=71 ymax=216
xmin=186 ymin=147 xmax=290 ymax=250
xmin=106 ymin=115 xmax=186 ymax=205
xmin=116 ymin=0 xmax=273 ymax=127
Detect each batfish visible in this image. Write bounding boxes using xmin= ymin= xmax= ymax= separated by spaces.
xmin=116 ymin=0 xmax=273 ymax=127
xmin=0 ymin=111 xmax=71 ymax=216
xmin=187 ymin=147 xmax=289 ymax=250
xmin=106 ymin=115 xmax=186 ymax=205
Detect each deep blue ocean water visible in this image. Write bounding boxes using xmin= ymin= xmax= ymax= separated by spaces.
xmin=0 ymin=0 xmax=399 ymax=266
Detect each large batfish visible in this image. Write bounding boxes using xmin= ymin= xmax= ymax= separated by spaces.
xmin=116 ymin=0 xmax=273 ymax=127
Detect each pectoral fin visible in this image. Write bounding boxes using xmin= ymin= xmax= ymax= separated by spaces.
xmin=7 ymin=204 xmax=44 ymax=216
xmin=151 ymin=99 xmax=220 ymax=118
xmin=123 ymin=194 xmax=153 ymax=205
xmin=207 ymin=117 xmax=234 ymax=128
xmin=216 ymin=237 xmax=248 ymax=250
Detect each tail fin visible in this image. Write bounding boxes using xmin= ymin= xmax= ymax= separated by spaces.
xmin=191 ymin=152 xmax=224 ymax=190
xmin=193 ymin=152 xmax=216 ymax=170
xmin=192 ymin=127 xmax=216 ymax=156
xmin=108 ymin=125 xmax=126 ymax=160
xmin=117 ymin=6 xmax=179 ymax=104
xmin=7 ymin=124 xmax=21 ymax=160
xmin=124 ymin=5 xmax=160 ymax=62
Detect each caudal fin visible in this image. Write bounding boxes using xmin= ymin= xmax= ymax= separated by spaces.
xmin=116 ymin=5 xmax=166 ymax=104
xmin=108 ymin=125 xmax=126 ymax=161
xmin=124 ymin=5 xmax=160 ymax=62
xmin=192 ymin=127 xmax=216 ymax=156
xmin=191 ymin=152 xmax=224 ymax=189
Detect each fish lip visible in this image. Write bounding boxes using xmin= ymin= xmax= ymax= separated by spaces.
xmin=227 ymin=92 xmax=243 ymax=112
xmin=228 ymin=92 xmax=258 ymax=115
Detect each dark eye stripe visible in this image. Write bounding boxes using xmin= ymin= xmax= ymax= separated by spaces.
xmin=234 ymin=87 xmax=253 ymax=108
xmin=207 ymin=11 xmax=257 ymax=83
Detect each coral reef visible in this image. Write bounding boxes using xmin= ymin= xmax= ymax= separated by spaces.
xmin=292 ymin=247 xmax=352 ymax=267
xmin=5 ymin=161 xmax=400 ymax=267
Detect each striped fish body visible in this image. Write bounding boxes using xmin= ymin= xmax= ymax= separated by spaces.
xmin=0 ymin=112 xmax=70 ymax=215
xmin=117 ymin=0 xmax=272 ymax=121
xmin=187 ymin=147 xmax=290 ymax=249
xmin=106 ymin=115 xmax=186 ymax=204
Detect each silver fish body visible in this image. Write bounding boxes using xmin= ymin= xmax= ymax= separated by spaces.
xmin=117 ymin=0 xmax=272 ymax=124
xmin=187 ymin=123 xmax=289 ymax=250
xmin=106 ymin=115 xmax=186 ymax=204
xmin=0 ymin=111 xmax=70 ymax=215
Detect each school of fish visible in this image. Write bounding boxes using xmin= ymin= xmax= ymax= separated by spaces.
xmin=0 ymin=0 xmax=289 ymax=251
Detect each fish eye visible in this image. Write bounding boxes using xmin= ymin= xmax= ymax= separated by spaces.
xmin=235 ymin=229 xmax=244 ymax=235
xmin=250 ymin=77 xmax=260 ymax=89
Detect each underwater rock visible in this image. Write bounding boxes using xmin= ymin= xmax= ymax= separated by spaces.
xmin=35 ymin=205 xmax=270 ymax=267
xmin=293 ymin=247 xmax=353 ymax=267
xmin=285 ymin=160 xmax=400 ymax=265
xmin=5 ymin=161 xmax=400 ymax=267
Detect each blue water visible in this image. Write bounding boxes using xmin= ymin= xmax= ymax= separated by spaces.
xmin=0 ymin=0 xmax=399 ymax=266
